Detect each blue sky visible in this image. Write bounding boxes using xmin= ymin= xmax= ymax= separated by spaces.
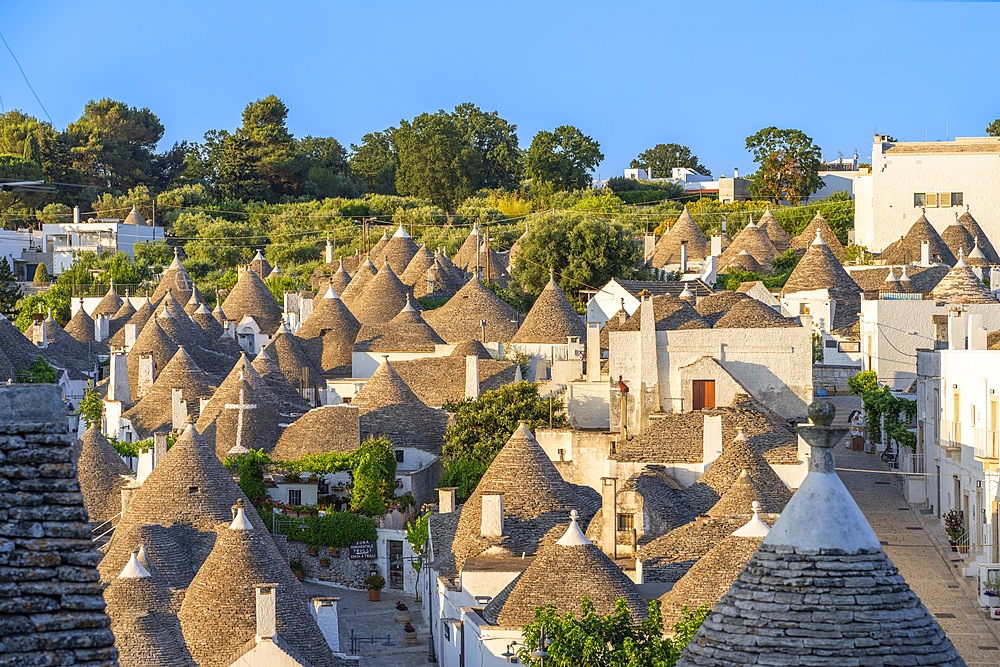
xmin=2 ymin=1 xmax=999 ymax=179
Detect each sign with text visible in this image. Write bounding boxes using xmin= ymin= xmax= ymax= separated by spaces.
xmin=349 ymin=539 xmax=378 ymax=560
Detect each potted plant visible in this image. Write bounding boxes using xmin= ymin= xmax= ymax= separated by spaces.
xmin=319 ymin=557 xmax=331 ymax=567
xmin=306 ymin=543 xmax=319 ymax=556
xmin=394 ymin=601 xmax=411 ymax=623
xmin=290 ymin=559 xmax=304 ymax=581
xmin=944 ymin=508 xmax=966 ymax=552
xmin=984 ymin=574 xmax=1000 ymax=604
xmin=365 ymin=573 xmax=386 ymax=602
xmin=328 ymin=547 xmax=341 ymax=557
xmin=402 ymin=621 xmax=417 ymax=646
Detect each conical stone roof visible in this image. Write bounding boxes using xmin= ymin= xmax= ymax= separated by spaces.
xmin=272 ymin=404 xmax=360 ymax=460
xmin=959 ymin=208 xmax=1000 ymax=264
xmin=330 ymin=261 xmax=352 ymax=295
xmin=451 ymin=223 xmax=482 ymax=271
xmin=929 ymin=255 xmax=997 ymax=304
xmin=296 ymin=286 xmax=361 ymax=376
xmin=942 ymin=215 xmax=976 ymax=260
xmin=64 ymin=301 xmax=96 ymax=344
xmin=184 ymin=285 xmax=207 ymax=316
xmin=705 ymin=469 xmax=766 ymax=518
xmin=453 ymin=423 xmax=600 ymax=571
xmin=249 ymin=249 xmax=272 ymax=279
xmin=379 ymin=223 xmax=419 ymax=274
xmin=650 ymin=206 xmax=709 ymax=268
xmin=352 ymin=359 xmax=447 ymax=453
xmin=122 ymin=346 xmax=215 ymax=437
xmin=340 ymin=257 xmax=377 ymax=308
xmin=151 ymin=250 xmax=194 ymax=305
xmin=177 ymin=508 xmax=337 ymax=667
xmin=482 ymin=512 xmax=648 ymax=627
xmin=423 ymin=276 xmax=520 ymax=342
xmin=791 ymin=212 xmax=846 ymax=261
xmin=221 ymin=266 xmax=283 ymax=335
xmin=127 ymin=318 xmax=179 ymax=398
xmin=251 ymin=349 xmax=311 ymax=414
xmin=349 ymin=259 xmax=408 ymax=324
xmin=726 ymin=249 xmax=765 ymax=275
xmin=676 ymin=404 xmax=963 ymax=666
xmin=435 ymin=249 xmax=466 ymax=287
xmin=196 ymin=365 xmax=283 ymax=459
xmin=782 ymin=230 xmax=860 ymax=299
xmin=123 ymin=205 xmax=148 ymax=226
xmin=74 ymin=425 xmax=133 ymax=524
xmin=355 ymin=296 xmax=445 ymax=352
xmin=192 ymin=303 xmax=226 ymax=339
xmin=756 ymin=207 xmax=792 ymax=252
xmin=109 ymin=297 xmax=154 ymax=348
xmin=262 ymin=324 xmax=326 ymax=394
xmin=450 ymin=339 xmax=493 ymax=359
xmin=513 ymin=275 xmax=586 ymax=343
xmin=881 ymin=213 xmax=956 ymax=266
xmin=400 ymin=243 xmax=436 ymax=289
xmin=718 ymin=220 xmax=778 ymax=269
xmin=93 ymin=284 xmax=124 ymax=317
xmin=369 ymin=230 xmax=389 ymax=259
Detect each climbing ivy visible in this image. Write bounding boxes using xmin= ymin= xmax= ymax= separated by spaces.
xmin=847 ymin=370 xmax=917 ymax=448
xmin=282 ymin=436 xmax=397 ymax=516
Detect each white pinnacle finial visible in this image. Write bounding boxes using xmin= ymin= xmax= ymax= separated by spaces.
xmin=733 ymin=500 xmax=770 ymax=537
xmin=323 ymin=284 xmax=339 ymax=299
xmin=393 ymin=222 xmax=411 ymax=239
xmin=812 ymin=228 xmax=826 ymax=246
xmin=119 ymin=551 xmax=151 ymax=579
xmin=884 ymin=268 xmax=898 ymax=284
xmin=229 ymin=500 xmax=254 ymax=531
xmin=556 ymin=509 xmax=591 ymax=546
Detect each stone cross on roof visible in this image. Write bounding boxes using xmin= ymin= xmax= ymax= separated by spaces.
xmin=224 ymin=369 xmax=256 ymax=455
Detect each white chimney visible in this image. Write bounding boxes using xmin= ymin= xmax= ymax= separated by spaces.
xmin=171 ymin=388 xmax=187 ymax=430
xmin=644 ymin=233 xmax=655 ymax=261
xmin=702 ymin=414 xmax=723 ymax=466
xmin=680 ymin=241 xmax=688 ymax=274
xmin=95 ymin=314 xmax=110 ymax=342
xmin=481 ymin=493 xmax=504 ymax=538
xmin=600 ymin=477 xmax=617 ymax=558
xmin=325 ymin=238 xmax=335 ymax=264
xmin=437 ymin=487 xmax=457 ymax=514
xmin=618 ymin=298 xmax=627 ymax=325
xmin=124 ymin=323 xmax=138 ymax=352
xmin=948 ymin=312 xmax=967 ymax=350
xmin=138 ymin=354 xmax=155 ymax=399
xmin=721 ymin=215 xmax=728 ymax=234
xmin=992 ymin=267 xmax=1000 ymax=296
xmin=710 ymin=235 xmax=722 ymax=257
xmin=921 ymin=240 xmax=931 ymax=267
xmin=733 ymin=167 xmax=739 ymax=179
xmin=586 ymin=321 xmax=601 ymax=382
xmin=465 ymin=355 xmax=480 ymax=400
xmin=32 ymin=315 xmax=47 ymax=348
xmin=73 ymin=206 xmax=80 ymax=224
xmin=254 ymin=584 xmax=278 ymax=642
xmin=312 ymin=597 xmax=340 ymax=652
xmin=137 ymin=445 xmax=154 ymax=484
xmin=108 ymin=350 xmax=129 ymax=404
xmin=153 ymin=432 xmax=168 ymax=467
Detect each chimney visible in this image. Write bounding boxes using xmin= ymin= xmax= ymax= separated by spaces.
xmin=153 ymin=432 xmax=168 ymax=467
xmin=710 ymin=234 xmax=722 ymax=257
xmin=311 ymin=597 xmax=341 ymax=652
xmin=721 ymin=215 xmax=728 ymax=234
xmin=921 ymin=240 xmax=931 ymax=267
xmin=680 ymin=241 xmax=688 ymax=274
xmin=465 ymin=354 xmax=480 ymax=400
xmin=618 ymin=298 xmax=627 ymax=325
xmin=32 ymin=313 xmax=47 ymax=348
xmin=425 ymin=267 xmax=436 ymax=295
xmin=325 ymin=238 xmax=335 ymax=264
xmin=586 ymin=321 xmax=601 ymax=382
xmin=733 ymin=167 xmax=739 ymax=179
xmin=968 ymin=313 xmax=987 ymax=350
xmin=480 ymin=493 xmax=504 ymax=538
xmin=171 ymin=388 xmax=187 ymax=430
xmin=95 ymin=313 xmax=109 ymax=342
xmin=73 ymin=206 xmax=80 ymax=224
xmin=124 ymin=323 xmax=138 ymax=352
xmin=702 ymin=414 xmax=723 ymax=466
xmin=121 ymin=484 xmax=138 ymax=513
xmin=992 ymin=267 xmax=1000 ymax=296
xmin=600 ymin=477 xmax=618 ymax=559
xmin=138 ymin=354 xmax=155 ymax=399
xmin=254 ymin=584 xmax=279 ymax=642
xmin=644 ymin=233 xmax=656 ymax=261
xmin=137 ymin=445 xmax=154 ymax=484
xmin=108 ymin=349 xmax=130 ymax=404
xmin=437 ymin=487 xmax=457 ymax=514
xmin=947 ymin=311 xmax=967 ymax=350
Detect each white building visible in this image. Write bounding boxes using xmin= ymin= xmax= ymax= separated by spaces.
xmin=0 ymin=228 xmax=45 ymax=281
xmin=43 ymin=206 xmax=161 ymax=275
xmin=855 ymin=135 xmax=1000 ymax=253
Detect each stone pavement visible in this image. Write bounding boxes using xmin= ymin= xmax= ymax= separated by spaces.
xmin=830 ymin=395 xmax=1000 ymax=666
xmin=303 ymin=581 xmax=432 ymax=667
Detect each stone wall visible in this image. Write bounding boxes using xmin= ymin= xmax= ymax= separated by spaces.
xmin=0 ymin=384 xmax=118 ymax=666
xmin=813 ymin=364 xmax=859 ymax=395
xmin=289 ymin=541 xmax=369 ymax=588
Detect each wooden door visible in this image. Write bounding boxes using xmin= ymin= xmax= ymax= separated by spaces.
xmin=388 ymin=540 xmax=404 ymax=590
xmin=692 ymin=380 xmax=716 ymax=411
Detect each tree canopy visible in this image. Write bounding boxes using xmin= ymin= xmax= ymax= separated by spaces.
xmin=630 ymin=142 xmax=710 ymax=177
xmin=525 ymin=126 xmax=603 ymax=191
xmin=987 ymin=118 xmax=1000 ymax=138
xmin=745 ymin=127 xmax=823 ymax=203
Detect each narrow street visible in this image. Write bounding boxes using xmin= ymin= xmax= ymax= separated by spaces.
xmin=831 ymin=396 xmax=1000 ymax=666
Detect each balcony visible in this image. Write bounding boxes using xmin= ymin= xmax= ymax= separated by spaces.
xmin=939 ymin=419 xmax=962 ymax=452
xmin=974 ymin=428 xmax=1000 ymax=462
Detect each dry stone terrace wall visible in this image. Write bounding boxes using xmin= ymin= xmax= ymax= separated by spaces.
xmin=0 ymin=384 xmax=117 ymax=666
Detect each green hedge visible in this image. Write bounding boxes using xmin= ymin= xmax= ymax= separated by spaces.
xmin=258 ymin=508 xmax=378 ymax=548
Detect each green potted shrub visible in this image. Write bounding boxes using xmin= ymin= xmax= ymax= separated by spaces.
xmin=319 ymin=557 xmax=331 ymax=567
xmin=944 ymin=508 xmax=966 ymax=552
xmin=365 ymin=573 xmax=386 ymax=602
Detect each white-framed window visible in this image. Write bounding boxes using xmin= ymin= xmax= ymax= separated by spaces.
xmin=288 ymin=488 xmax=301 ymax=505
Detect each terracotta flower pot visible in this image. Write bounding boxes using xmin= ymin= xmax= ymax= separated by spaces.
xmin=306 ymin=548 xmax=318 ymax=556
xmin=368 ymin=589 xmax=382 ymax=602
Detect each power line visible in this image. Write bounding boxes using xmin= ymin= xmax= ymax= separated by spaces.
xmin=0 ymin=30 xmax=52 ymax=124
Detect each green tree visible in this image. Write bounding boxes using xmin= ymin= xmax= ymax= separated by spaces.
xmin=0 ymin=256 xmax=22 ymax=314
xmin=298 ymin=135 xmax=361 ymax=198
xmin=14 ymin=284 xmax=71 ymax=330
xmin=524 ymin=126 xmax=604 ymax=191
xmin=395 ymin=111 xmax=479 ymax=211
xmin=64 ymin=98 xmax=168 ymax=190
xmin=0 ymin=110 xmax=71 ymax=185
xmin=350 ymin=436 xmax=398 ymax=516
xmin=513 ymin=212 xmax=642 ymax=296
xmin=745 ymin=127 xmax=823 ymax=203
xmin=33 ymin=262 xmax=49 ymax=285
xmin=224 ymin=449 xmax=273 ymax=503
xmin=987 ymin=119 xmax=1000 ymax=137
xmin=77 ymin=380 xmax=103 ymax=427
xmin=349 ymin=130 xmax=398 ymax=194
xmin=452 ymin=102 xmax=522 ymax=190
xmin=441 ymin=381 xmax=564 ymax=500
xmin=406 ymin=512 xmax=430 ymax=599
xmin=519 ymin=598 xmax=709 ymax=667
xmin=17 ymin=356 xmax=58 ymax=384
xmin=630 ymin=143 xmax=710 ymax=178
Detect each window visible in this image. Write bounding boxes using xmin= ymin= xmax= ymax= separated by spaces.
xmin=952 ymin=192 xmax=964 ymax=207
xmin=825 ymin=339 xmax=837 ymax=348
xmin=799 ymin=302 xmax=811 ymax=315
xmin=692 ymin=380 xmax=716 ymax=410
xmin=914 ymin=192 xmax=963 ymax=208
xmin=288 ymin=489 xmax=301 ymax=505
xmin=395 ymin=450 xmax=404 ymax=463
xmin=914 ymin=193 xmax=926 ymax=207
xmin=838 ymin=341 xmax=861 ymax=353
xmin=926 ymin=192 xmax=939 ymax=208
xmin=617 ymin=513 xmax=634 ymax=532
xmin=188 ymin=486 xmax=200 ymax=494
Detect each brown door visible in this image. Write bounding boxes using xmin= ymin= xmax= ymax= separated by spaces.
xmin=692 ymin=380 xmax=716 ymax=411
